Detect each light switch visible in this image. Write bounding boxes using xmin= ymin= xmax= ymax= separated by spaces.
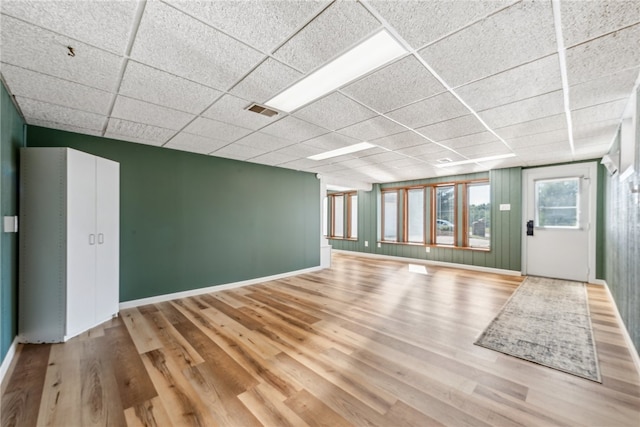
xmin=3 ymin=216 xmax=18 ymax=233
xmin=377 ymin=242 xmax=381 ymax=248
xmin=364 ymin=241 xmax=369 ymax=247
xmin=499 ymin=204 xmax=511 ymax=211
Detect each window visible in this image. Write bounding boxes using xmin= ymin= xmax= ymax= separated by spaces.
xmin=333 ymin=194 xmax=344 ymax=237
xmin=349 ymin=194 xmax=358 ymax=238
xmin=435 ymin=186 xmax=455 ymax=245
xmin=467 ymin=183 xmax=490 ymax=248
xmin=379 ymin=180 xmax=489 ymax=249
xmin=327 ymin=192 xmax=358 ymax=239
xmin=407 ymin=188 xmax=424 ymax=243
xmin=382 ymin=191 xmax=398 ymax=241
xmin=535 ymin=178 xmax=579 ymax=227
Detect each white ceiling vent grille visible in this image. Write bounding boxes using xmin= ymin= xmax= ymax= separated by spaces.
xmin=246 ymin=103 xmax=278 ymax=117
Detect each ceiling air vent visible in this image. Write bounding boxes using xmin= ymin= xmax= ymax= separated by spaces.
xmin=246 ymin=103 xmax=278 ymax=117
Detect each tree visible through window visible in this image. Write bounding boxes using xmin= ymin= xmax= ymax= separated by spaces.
xmin=535 ymin=178 xmax=579 ymax=227
xmin=468 ymin=183 xmax=490 ymax=248
xmin=435 ymin=186 xmax=455 ymax=245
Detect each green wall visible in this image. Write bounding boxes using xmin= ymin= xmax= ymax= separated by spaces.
xmin=0 ymin=83 xmax=25 ymax=365
xmin=330 ymin=168 xmax=522 ymax=272
xmin=27 ymin=126 xmax=320 ymax=302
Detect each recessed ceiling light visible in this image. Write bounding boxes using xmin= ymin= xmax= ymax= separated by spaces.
xmin=435 ymin=153 xmax=517 ymax=168
xmin=308 ymin=142 xmax=376 ymax=161
xmin=265 ymin=30 xmax=407 ymax=112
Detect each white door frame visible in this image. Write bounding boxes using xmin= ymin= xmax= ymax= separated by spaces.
xmin=521 ymin=162 xmax=598 ymax=283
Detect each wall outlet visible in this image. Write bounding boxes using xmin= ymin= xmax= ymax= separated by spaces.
xmin=500 ymin=204 xmax=511 ymax=211
xmin=425 ymin=246 xmax=430 ymax=253
xmin=377 ymin=242 xmax=381 ymax=248
xmin=364 ymin=241 xmax=369 ymax=247
xmin=3 ymin=216 xmax=18 ymax=233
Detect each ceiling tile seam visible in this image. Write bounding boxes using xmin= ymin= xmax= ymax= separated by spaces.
xmin=0 ymin=62 xmax=116 ymax=96
xmin=362 ymin=0 xmax=521 ymax=54
xmin=0 ymin=11 xmax=130 ymax=57
xmin=359 ymin=0 xmax=515 ymax=159
xmin=564 ymin=21 xmax=640 ymax=50
xmin=551 ymin=0 xmax=575 ymax=159
xmin=568 ymin=65 xmax=640 ymax=89
xmin=25 ymin=116 xmax=102 ymax=133
xmin=101 ymin=0 xmax=147 ymax=136
xmin=8 ymin=94 xmax=109 ymax=118
xmin=604 ymin=70 xmax=640 ymax=154
xmin=337 ymin=90 xmax=471 ymax=164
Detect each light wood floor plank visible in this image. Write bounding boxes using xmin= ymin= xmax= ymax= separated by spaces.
xmin=2 ymin=253 xmax=639 ymax=426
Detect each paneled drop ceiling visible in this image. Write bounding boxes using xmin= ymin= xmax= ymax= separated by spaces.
xmin=1 ymin=0 xmax=639 ymax=185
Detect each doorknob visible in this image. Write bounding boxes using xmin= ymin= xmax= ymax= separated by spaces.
xmin=526 ymin=220 xmax=534 ymax=236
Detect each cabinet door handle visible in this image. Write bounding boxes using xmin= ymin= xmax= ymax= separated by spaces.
xmin=98 ymin=233 xmax=104 ymax=244
xmin=89 ymin=234 xmax=96 ymax=245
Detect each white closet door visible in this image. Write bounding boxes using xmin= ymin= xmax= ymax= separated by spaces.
xmin=66 ymin=150 xmax=97 ymax=339
xmin=95 ymin=158 xmax=120 ymax=322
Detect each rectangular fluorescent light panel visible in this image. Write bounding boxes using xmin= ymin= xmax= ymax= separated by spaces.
xmin=265 ymin=30 xmax=407 ymax=112
xmin=308 ymin=142 xmax=376 ymax=161
xmin=435 ymin=153 xmax=516 ymax=168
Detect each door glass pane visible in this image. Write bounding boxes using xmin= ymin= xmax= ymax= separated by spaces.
xmin=333 ymin=195 xmax=344 ymax=237
xmin=407 ymin=189 xmax=424 ymax=243
xmin=349 ymin=194 xmax=358 ymax=238
xmin=468 ymin=183 xmax=490 ymax=248
xmin=436 ymin=186 xmax=455 ymax=245
xmin=383 ymin=192 xmax=398 ymax=241
xmin=535 ymin=178 xmax=579 ymax=228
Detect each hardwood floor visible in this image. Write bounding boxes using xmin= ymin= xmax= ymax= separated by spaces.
xmin=2 ymin=253 xmax=640 ymax=426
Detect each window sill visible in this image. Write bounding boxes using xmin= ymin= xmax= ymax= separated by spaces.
xmin=327 ymin=237 xmax=358 ymax=241
xmin=378 ymin=241 xmax=490 ymax=252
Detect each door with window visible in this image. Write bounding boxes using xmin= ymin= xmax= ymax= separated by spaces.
xmin=522 ymin=162 xmax=597 ymax=282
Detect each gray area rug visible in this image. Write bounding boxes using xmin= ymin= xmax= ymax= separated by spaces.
xmin=475 ymin=276 xmax=601 ymax=382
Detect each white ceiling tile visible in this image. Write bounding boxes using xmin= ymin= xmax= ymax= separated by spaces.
xmin=506 ymin=128 xmax=570 ymax=150
xmin=342 ymin=55 xmax=446 ymax=113
xmin=478 ymin=90 xmax=565 ymax=129
xmin=494 ymin=114 xmax=567 ymax=139
xmin=232 ymin=132 xmax=294 ymax=151
xmin=164 ymin=132 xmax=228 ymax=155
xmin=279 ymin=158 xmax=326 ymax=171
xmin=386 ymin=91 xmax=469 ymax=129
xmin=573 ymin=142 xmax=611 ymax=159
xmin=131 ymin=1 xmax=264 ymax=89
xmin=566 ymin=24 xmax=640 ymax=86
xmin=561 ymin=0 xmax=640 ymax=47
xmin=27 ymin=119 xmax=102 ymax=137
xmin=167 ymin=0 xmax=328 ymax=53
xmin=202 ymin=94 xmax=278 ymax=130
xmin=454 ymin=141 xmax=512 ymax=158
xmin=411 ymin=150 xmax=466 ymax=165
xmin=0 ymin=15 xmax=122 ymax=92
xmin=384 ymin=157 xmax=427 ymax=169
xmin=370 ymin=131 xmax=427 ymax=150
xmin=16 ymin=97 xmax=105 ymax=131
xmin=416 ymin=115 xmax=487 ymax=141
xmin=513 ymin=140 xmax=569 ymax=155
xmin=573 ymin=120 xmax=620 ymax=145
xmin=337 ymin=116 xmax=406 ymax=141
xmin=304 ymin=133 xmax=363 ymax=151
xmin=396 ymin=143 xmax=455 ymax=157
xmin=570 ymin=67 xmax=639 ymax=111
xmin=273 ymin=1 xmax=381 ymax=72
xmin=332 ymin=157 xmax=376 ymax=169
xmin=112 ymin=96 xmax=195 ymax=130
xmin=230 ymin=58 xmax=302 ymax=104
xmin=1 ymin=0 xmax=138 ymax=54
xmin=119 ymin=62 xmax=222 ymax=114
xmin=456 ymin=55 xmax=562 ymax=111
xmin=1 ymin=64 xmax=112 ymax=115
xmin=211 ymin=143 xmax=268 ymax=161
xmin=247 ymin=151 xmax=299 ymax=166
xmin=438 ymin=132 xmax=500 ymax=150
xmin=106 ymin=119 xmax=175 ymax=145
xmin=293 ymin=92 xmax=377 ymax=131
xmin=369 ymin=0 xmax=512 ymax=49
xmin=571 ymin=99 xmax=628 ymax=126
xmin=260 ymin=116 xmax=329 ymax=142
xmin=183 ymin=117 xmax=252 ymax=142
xmin=272 ymin=143 xmax=325 ymax=159
xmin=358 ymin=151 xmax=408 ymax=165
xmin=419 ymin=1 xmax=556 ymax=87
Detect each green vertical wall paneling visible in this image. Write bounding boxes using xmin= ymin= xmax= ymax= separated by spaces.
xmin=0 ymin=83 xmax=25 ymax=364
xmin=331 ymin=169 xmax=523 ymax=272
xmin=27 ymin=126 xmax=320 ymax=302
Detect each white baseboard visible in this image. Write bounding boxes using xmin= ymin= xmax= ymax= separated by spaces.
xmin=333 ymin=249 xmax=522 ymax=276
xmin=0 ymin=337 xmax=19 ymax=389
xmin=119 ymin=265 xmax=324 ymax=309
xmin=601 ymin=280 xmax=640 ymax=376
